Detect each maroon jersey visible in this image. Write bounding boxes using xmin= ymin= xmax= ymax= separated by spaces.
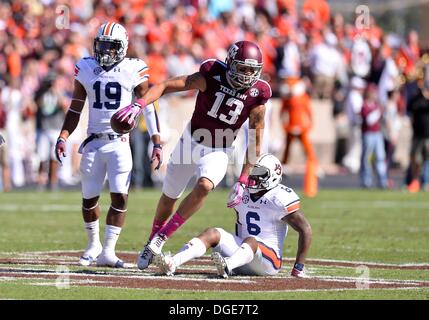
xmin=190 ymin=59 xmax=272 ymax=148
xmin=361 ymin=101 xmax=382 ymax=133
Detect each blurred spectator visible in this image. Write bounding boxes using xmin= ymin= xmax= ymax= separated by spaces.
xmin=309 ymin=32 xmax=342 ymax=99
xmin=279 ymin=77 xmax=318 ymax=196
xmin=350 ymin=37 xmax=372 ymax=79
xmin=378 ymin=49 xmax=400 ymax=108
xmin=276 ymin=30 xmax=301 ymax=79
xmin=1 ymin=77 xmax=25 ymax=188
xmin=34 ymin=74 xmax=68 ymax=190
xmin=342 ymin=77 xmax=366 ymax=174
xmin=332 ymin=79 xmax=348 ymax=167
xmin=0 ymin=87 xmax=11 ymax=192
xmin=407 ymin=79 xmax=429 ymax=193
xmin=360 ymin=84 xmax=388 ymax=189
xmin=382 ymin=90 xmax=402 ymax=174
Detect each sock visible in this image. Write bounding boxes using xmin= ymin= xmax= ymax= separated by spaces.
xmin=149 ymin=218 xmax=167 ymax=240
xmin=173 ymin=237 xmax=207 ymax=267
xmin=158 ymin=212 xmax=186 ymax=238
xmin=102 ymin=225 xmax=122 ymax=256
xmin=225 ymin=243 xmax=254 ymax=271
xmin=84 ymin=220 xmax=101 ymax=248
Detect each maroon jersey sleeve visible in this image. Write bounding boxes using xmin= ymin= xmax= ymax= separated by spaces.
xmin=257 ymin=79 xmax=272 ymax=105
xmin=199 ymin=59 xmax=218 ymax=80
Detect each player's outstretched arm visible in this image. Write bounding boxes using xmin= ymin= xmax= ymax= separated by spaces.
xmin=119 ymin=72 xmax=207 ymax=123
xmin=55 ymin=80 xmax=87 ymax=164
xmin=137 ymin=72 xmax=207 ymax=107
xmin=282 ymin=209 xmax=312 ymax=277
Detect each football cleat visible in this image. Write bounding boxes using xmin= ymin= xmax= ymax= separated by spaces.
xmin=211 ymin=252 xmax=230 ymax=279
xmin=96 ymin=253 xmax=131 ymax=268
xmin=291 ymin=263 xmax=308 ymax=278
xmin=148 ymin=233 xmax=168 ymax=256
xmin=154 ymin=252 xmax=176 ymax=276
xmin=137 ymin=242 xmax=154 ymax=270
xmin=79 ymin=243 xmax=102 ymax=266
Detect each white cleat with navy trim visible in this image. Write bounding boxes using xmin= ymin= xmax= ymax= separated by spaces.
xmin=79 ymin=244 xmax=102 ymax=266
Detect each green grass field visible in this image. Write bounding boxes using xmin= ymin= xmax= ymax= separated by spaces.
xmin=0 ymin=188 xmax=428 ymax=300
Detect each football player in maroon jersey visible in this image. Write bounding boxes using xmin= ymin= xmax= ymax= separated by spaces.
xmin=118 ymin=41 xmax=272 ymax=270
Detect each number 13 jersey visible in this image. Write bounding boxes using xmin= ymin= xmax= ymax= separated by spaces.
xmin=234 ymin=184 xmax=301 ymax=259
xmin=74 ymin=57 xmax=149 ymax=134
xmin=191 ymin=59 xmax=272 ymax=148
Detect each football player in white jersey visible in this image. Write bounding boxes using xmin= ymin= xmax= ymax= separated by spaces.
xmin=154 ymin=154 xmax=312 ymax=278
xmin=54 ymin=22 xmax=162 ymax=268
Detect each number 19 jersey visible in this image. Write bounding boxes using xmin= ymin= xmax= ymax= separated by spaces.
xmin=74 ymin=57 xmax=149 ymax=134
xmin=234 ymin=184 xmax=300 ymax=260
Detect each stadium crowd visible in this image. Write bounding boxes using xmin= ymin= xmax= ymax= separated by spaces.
xmin=0 ymin=0 xmax=428 ymax=192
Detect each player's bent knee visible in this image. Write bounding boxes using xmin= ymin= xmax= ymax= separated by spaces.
xmin=242 ymin=237 xmax=259 ymax=252
xmin=194 ymin=178 xmax=214 ymax=197
xmin=200 ymin=227 xmax=221 ymax=247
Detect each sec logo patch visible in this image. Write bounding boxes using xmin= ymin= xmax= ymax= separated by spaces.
xmin=249 ymin=88 xmax=259 ymax=97
xmin=242 ymin=195 xmax=249 ymax=204
xmin=93 ymin=67 xmax=103 ymax=75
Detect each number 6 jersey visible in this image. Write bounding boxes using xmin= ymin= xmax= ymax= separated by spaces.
xmin=234 ymin=184 xmax=300 ymax=260
xmin=74 ymin=57 xmax=149 ymax=134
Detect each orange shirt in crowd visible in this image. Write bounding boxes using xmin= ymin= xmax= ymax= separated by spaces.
xmin=7 ymin=51 xmax=21 ymax=78
xmin=302 ymin=0 xmax=330 ymax=26
xmin=282 ymin=90 xmax=312 ymax=134
xmin=147 ymin=54 xmax=167 ymax=85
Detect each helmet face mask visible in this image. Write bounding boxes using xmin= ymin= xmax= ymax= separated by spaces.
xmin=94 ymin=23 xmax=128 ymax=67
xmin=226 ymin=41 xmax=263 ymax=89
xmin=248 ymin=165 xmax=271 ymax=192
xmin=247 ymin=154 xmax=283 ymax=194
xmin=227 ymin=60 xmax=262 ymax=89
xmin=94 ymin=38 xmax=125 ymax=67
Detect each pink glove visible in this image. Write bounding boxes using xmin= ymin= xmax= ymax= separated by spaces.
xmin=55 ymin=137 xmax=66 ymax=164
xmin=227 ymin=174 xmax=248 ymax=208
xmin=115 ymin=100 xmax=145 ymax=125
xmin=151 ymin=144 xmax=163 ymax=170
xmin=291 ymin=263 xmax=307 ymax=278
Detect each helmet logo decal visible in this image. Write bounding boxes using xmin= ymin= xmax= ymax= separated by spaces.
xmin=228 ymin=45 xmax=239 ymax=59
xmin=275 ymin=164 xmax=282 ymax=176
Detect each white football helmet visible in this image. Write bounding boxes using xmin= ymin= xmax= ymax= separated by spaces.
xmin=94 ymin=22 xmax=128 ymax=67
xmin=248 ymin=154 xmax=283 ymax=194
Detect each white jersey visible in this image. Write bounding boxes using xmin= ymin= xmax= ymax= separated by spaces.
xmin=75 ymin=57 xmax=149 ymax=134
xmin=235 ymin=184 xmax=300 ymax=260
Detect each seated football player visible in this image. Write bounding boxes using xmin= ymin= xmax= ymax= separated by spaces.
xmin=153 ymin=154 xmax=312 ymax=278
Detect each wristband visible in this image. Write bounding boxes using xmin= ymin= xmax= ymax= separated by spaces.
xmin=238 ymin=173 xmax=248 ymax=185
xmin=57 ymin=137 xmax=67 ymax=143
xmin=153 ymin=143 xmax=162 ymax=149
xmin=136 ymin=99 xmax=146 ymax=108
